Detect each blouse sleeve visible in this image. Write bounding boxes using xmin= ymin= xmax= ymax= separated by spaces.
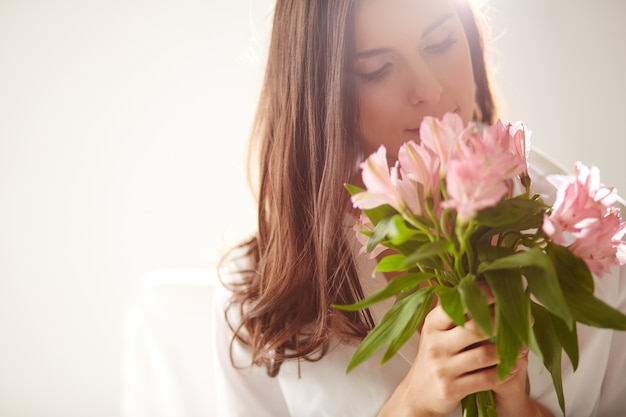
xmin=210 ymin=284 xmax=291 ymax=417
xmin=595 ymin=264 xmax=626 ymax=416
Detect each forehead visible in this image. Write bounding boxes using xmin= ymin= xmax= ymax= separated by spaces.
xmin=354 ymin=0 xmax=456 ymax=47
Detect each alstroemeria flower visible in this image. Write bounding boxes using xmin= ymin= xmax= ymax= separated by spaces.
xmin=485 ymin=120 xmax=531 ymax=168
xmin=353 ymin=212 xmax=386 ymax=259
xmin=543 ymin=162 xmax=617 ymax=244
xmin=351 ymin=145 xmax=421 ymax=214
xmin=465 ymin=132 xmax=526 ymax=182
xmin=509 ymin=122 xmax=531 ymax=168
xmin=569 ymin=209 xmax=626 ymax=277
xmin=398 ymin=141 xmax=440 ymax=198
xmin=419 ymin=112 xmax=476 ymax=177
xmin=442 ymin=154 xmax=509 ymax=223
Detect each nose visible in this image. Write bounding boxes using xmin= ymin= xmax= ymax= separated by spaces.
xmin=407 ymin=60 xmax=442 ymax=105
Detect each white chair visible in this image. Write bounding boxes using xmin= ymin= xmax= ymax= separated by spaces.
xmin=120 ymin=268 xmax=218 ymax=417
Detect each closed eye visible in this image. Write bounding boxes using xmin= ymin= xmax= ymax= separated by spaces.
xmin=423 ymin=37 xmax=458 ymax=54
xmin=360 ymin=62 xmax=392 ymax=82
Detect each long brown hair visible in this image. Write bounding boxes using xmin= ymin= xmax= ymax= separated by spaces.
xmin=219 ymin=0 xmax=498 ymax=376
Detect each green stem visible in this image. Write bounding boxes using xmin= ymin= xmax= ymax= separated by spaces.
xmin=476 ymin=390 xmax=498 ymax=417
xmin=486 ymin=390 xmax=497 ymax=417
xmin=454 ymin=218 xmax=477 ymax=277
xmin=461 ymin=393 xmax=479 ymax=417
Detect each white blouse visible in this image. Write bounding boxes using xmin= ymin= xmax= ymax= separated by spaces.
xmin=210 ymin=148 xmax=626 ymax=417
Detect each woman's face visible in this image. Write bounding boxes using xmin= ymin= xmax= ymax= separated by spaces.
xmin=353 ymin=0 xmax=476 ymax=159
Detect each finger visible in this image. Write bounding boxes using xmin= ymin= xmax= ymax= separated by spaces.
xmin=458 ymin=311 xmax=496 ymax=337
xmin=446 ymin=341 xmax=499 ymax=376
xmin=442 ymin=315 xmax=496 ymax=353
xmin=422 ymin=304 xmax=456 ymax=332
xmin=453 ymin=363 xmax=520 ymax=397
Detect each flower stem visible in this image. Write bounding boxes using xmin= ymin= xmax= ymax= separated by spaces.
xmin=454 ymin=218 xmax=476 ymax=277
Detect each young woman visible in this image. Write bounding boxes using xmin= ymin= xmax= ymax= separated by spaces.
xmin=211 ymin=1 xmax=626 ymax=416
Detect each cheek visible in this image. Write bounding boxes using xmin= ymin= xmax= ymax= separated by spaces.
xmin=357 ymin=88 xmax=405 ymax=156
xmin=444 ymin=46 xmax=476 ymax=122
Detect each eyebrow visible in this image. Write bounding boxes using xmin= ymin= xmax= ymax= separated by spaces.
xmin=423 ymin=12 xmax=455 ymax=38
xmin=356 ymin=12 xmax=456 ymax=59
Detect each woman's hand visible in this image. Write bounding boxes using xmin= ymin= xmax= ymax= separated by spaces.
xmin=378 ymin=301 xmax=551 ymax=417
xmin=492 ymin=350 xmax=554 ymax=416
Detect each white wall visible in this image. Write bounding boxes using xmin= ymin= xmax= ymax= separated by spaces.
xmin=487 ymin=0 xmax=626 ymax=191
xmin=0 ymin=1 xmax=624 ymax=416
xmin=0 ymin=1 xmax=270 ymax=416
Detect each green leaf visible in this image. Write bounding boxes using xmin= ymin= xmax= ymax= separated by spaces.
xmin=547 ymin=243 xmax=594 ymax=295
xmin=436 ymin=285 xmax=465 ymax=327
xmin=494 ymin=303 xmax=522 ymax=380
xmin=345 ymin=289 xmax=430 ymax=373
xmin=476 ymin=243 xmax=515 ymax=263
xmin=475 ymin=196 xmax=547 ymax=229
xmin=402 ymin=240 xmax=453 ymax=268
xmin=478 ymin=247 xmax=573 ymax=329
xmin=344 ymin=183 xmax=365 ymax=196
xmin=525 ymin=317 xmax=544 ymax=363
xmin=485 ymin=270 xmax=531 ymax=347
xmin=458 ymin=275 xmax=492 ymax=337
xmin=367 ymin=216 xmax=396 ymax=253
xmin=364 ymin=205 xmax=398 ymax=226
xmin=543 ymin=242 xmax=626 ymax=334
xmin=388 ymin=215 xmax=422 ymax=246
xmin=531 ymin=302 xmax=566 ymax=415
xmin=483 ymin=270 xmax=529 ymax=380
xmin=332 ymin=272 xmax=433 ymax=312
xmin=524 ymin=263 xmax=573 ymax=330
xmin=382 ymin=287 xmax=435 ymax=363
xmin=375 ymin=254 xmax=410 ymax=273
xmin=345 ymin=183 xmax=404 ymax=227
xmin=551 ymin=312 xmax=579 ymax=371
xmin=477 ymin=246 xmax=543 ymax=273
xmin=562 ymin=291 xmax=626 ymax=330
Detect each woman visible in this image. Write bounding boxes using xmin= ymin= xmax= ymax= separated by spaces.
xmin=212 ymin=0 xmax=626 ymax=416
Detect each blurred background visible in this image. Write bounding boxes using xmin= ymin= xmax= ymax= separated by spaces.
xmin=1 ymin=0 xmax=624 ymax=416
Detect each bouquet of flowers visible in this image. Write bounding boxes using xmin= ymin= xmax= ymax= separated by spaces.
xmin=334 ymin=112 xmax=626 ymax=416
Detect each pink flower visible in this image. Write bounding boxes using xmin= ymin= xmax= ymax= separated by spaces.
xmin=485 ymin=119 xmax=531 ymax=169
xmin=441 ymin=154 xmax=509 ymax=223
xmin=543 ymin=162 xmax=617 ymax=244
xmin=509 ymin=122 xmax=531 ymax=168
xmin=440 ymin=127 xmax=525 ymax=223
xmin=464 ymin=133 xmax=526 ymax=182
xmin=395 ymin=170 xmax=424 ymax=215
xmin=419 ymin=112 xmax=476 ymax=177
xmin=351 ymin=146 xmax=401 ymax=210
xmin=353 ymin=212 xmax=386 ymax=259
xmin=569 ymin=209 xmax=626 ymax=277
xmin=352 ymin=146 xmax=422 ymax=214
xmin=398 ymin=141 xmax=440 ymax=198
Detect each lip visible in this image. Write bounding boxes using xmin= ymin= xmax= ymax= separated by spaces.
xmin=405 ymin=128 xmax=420 ymax=136
xmin=405 ymin=108 xmax=459 ymax=135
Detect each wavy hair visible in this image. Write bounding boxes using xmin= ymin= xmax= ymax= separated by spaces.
xmin=219 ymin=0 xmax=498 ymax=376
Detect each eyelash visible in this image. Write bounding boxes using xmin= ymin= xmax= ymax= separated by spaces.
xmin=359 ymin=37 xmax=458 ymax=82
xmin=361 ymin=63 xmax=392 ymax=82
xmin=423 ymin=37 xmax=458 ymax=54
